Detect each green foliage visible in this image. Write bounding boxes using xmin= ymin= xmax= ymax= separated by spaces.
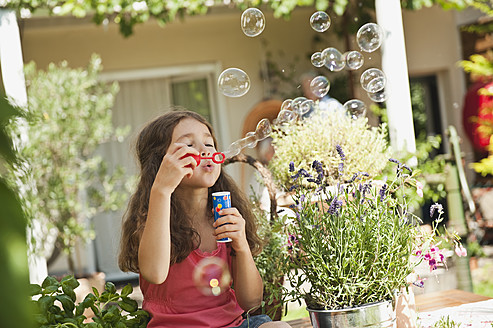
xmin=4 ymin=0 xmax=480 ymax=37
xmin=459 ymin=52 xmax=493 ymax=78
xmin=251 ymin=191 xmax=291 ymax=319
xmin=269 ymin=109 xmax=391 ymax=189
xmin=0 ymin=96 xmax=35 ymax=328
xmin=283 ymin=155 xmax=460 ymax=310
xmin=431 ymin=316 xmax=462 ymax=328
xmin=8 ymin=55 xmax=132 ymax=272
xmin=31 ymin=275 xmax=149 ymax=327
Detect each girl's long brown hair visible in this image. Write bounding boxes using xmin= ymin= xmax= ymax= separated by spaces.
xmin=118 ymin=110 xmax=262 ymax=273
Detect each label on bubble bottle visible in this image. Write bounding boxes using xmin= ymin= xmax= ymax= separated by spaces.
xmin=212 ymin=191 xmax=232 ymax=243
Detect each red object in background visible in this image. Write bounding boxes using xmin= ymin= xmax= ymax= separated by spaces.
xmin=463 ymin=81 xmax=493 ymax=152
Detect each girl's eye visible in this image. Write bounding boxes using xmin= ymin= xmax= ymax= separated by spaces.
xmin=205 ymin=144 xmax=214 ymax=147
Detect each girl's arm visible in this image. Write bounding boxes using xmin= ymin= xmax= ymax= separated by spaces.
xmin=214 ymin=208 xmax=263 ymax=311
xmin=138 ymin=188 xmax=172 ymax=284
xmin=138 ymin=143 xmax=198 ymax=284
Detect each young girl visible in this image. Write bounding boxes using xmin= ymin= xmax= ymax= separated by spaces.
xmin=118 ymin=110 xmax=291 ymax=328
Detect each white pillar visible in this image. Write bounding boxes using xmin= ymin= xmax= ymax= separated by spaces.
xmin=0 ymin=9 xmax=48 ymax=284
xmin=375 ymin=0 xmax=416 ymax=154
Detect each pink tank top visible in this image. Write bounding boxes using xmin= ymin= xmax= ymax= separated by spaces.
xmin=140 ymin=243 xmax=245 ymax=328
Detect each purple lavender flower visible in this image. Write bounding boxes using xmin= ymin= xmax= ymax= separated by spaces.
xmin=289 ymin=161 xmax=295 ymax=172
xmin=336 ymin=145 xmax=345 ymax=161
xmin=389 ymin=158 xmax=400 ymax=164
xmin=328 ymin=198 xmax=342 ymax=215
xmin=402 ymin=164 xmax=413 ymax=174
xmin=338 ymin=162 xmax=344 ymax=174
xmin=429 ymin=203 xmax=443 ymax=218
xmin=379 ymin=184 xmax=388 ymax=202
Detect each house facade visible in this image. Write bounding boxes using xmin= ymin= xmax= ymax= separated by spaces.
xmin=14 ymin=4 xmax=483 ymax=280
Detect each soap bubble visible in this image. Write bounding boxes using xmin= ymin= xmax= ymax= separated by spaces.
xmin=310 ymin=11 xmax=331 ymax=32
xmin=343 ymin=99 xmax=367 ymax=119
xmin=218 ymin=68 xmax=250 ymax=97
xmin=357 ymin=23 xmax=383 ymax=53
xmin=241 ymin=8 xmax=265 ymax=37
xmin=343 ymin=51 xmax=364 ymax=70
xmin=367 ymin=89 xmax=388 ymax=103
xmin=360 ymin=68 xmax=386 ymax=93
xmin=311 ymin=52 xmax=325 ymax=68
xmin=241 ymin=132 xmax=258 ymax=148
xmin=193 ymin=257 xmax=231 ymax=296
xmin=281 ymin=99 xmax=293 ymax=111
xmin=291 ymin=96 xmax=307 ymax=113
xmin=255 ymin=118 xmax=272 ymax=141
xmin=299 ymin=99 xmax=315 ymax=115
xmin=276 ymin=109 xmax=297 ymax=125
xmin=322 ymin=47 xmax=345 ymax=72
xmin=309 ymin=76 xmax=330 ymax=98
xmin=223 ymin=141 xmax=242 ymax=158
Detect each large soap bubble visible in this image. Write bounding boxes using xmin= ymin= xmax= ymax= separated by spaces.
xmin=357 ymin=23 xmax=384 ymax=53
xmin=241 ymin=8 xmax=265 ymax=37
xmin=310 ymin=11 xmax=331 ymax=32
xmin=343 ymin=51 xmax=364 ymax=70
xmin=322 ymin=47 xmax=345 ymax=72
xmin=311 ymin=52 xmax=325 ymax=68
xmin=343 ymin=99 xmax=367 ymax=119
xmin=193 ymin=257 xmax=231 ymax=296
xmin=360 ymin=68 xmax=386 ymax=93
xmin=309 ymin=75 xmax=330 ymax=98
xmin=367 ymin=89 xmax=388 ymax=103
xmin=218 ymin=68 xmax=250 ymax=97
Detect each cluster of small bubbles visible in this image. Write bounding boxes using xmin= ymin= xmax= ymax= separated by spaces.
xmin=311 ymin=52 xmax=325 ymax=68
xmin=241 ymin=8 xmax=265 ymax=37
xmin=310 ymin=11 xmax=331 ymax=32
xmin=323 ymin=47 xmax=345 ymax=72
xmin=356 ymin=23 xmax=383 ymax=53
xmin=360 ymin=68 xmax=386 ymax=93
xmin=309 ymin=76 xmax=330 ymax=98
xmin=367 ymin=89 xmax=387 ymax=103
xmin=218 ymin=68 xmax=250 ymax=97
xmin=223 ymin=118 xmax=272 ymax=158
xmin=193 ymin=257 xmax=231 ymax=296
xmin=343 ymin=99 xmax=367 ymax=119
xmin=343 ymin=51 xmax=364 ymax=70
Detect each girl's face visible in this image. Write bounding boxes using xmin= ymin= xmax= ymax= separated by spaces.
xmin=170 ymin=117 xmax=221 ymax=188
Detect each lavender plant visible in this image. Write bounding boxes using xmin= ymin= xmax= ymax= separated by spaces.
xmin=283 ymin=146 xmax=464 ymax=310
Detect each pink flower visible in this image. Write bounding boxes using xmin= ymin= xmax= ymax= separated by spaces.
xmin=455 ymin=245 xmax=467 ymax=257
xmin=416 ymin=181 xmax=424 ymax=198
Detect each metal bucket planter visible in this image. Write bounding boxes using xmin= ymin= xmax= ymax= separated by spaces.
xmin=307 ymin=300 xmax=395 ymax=328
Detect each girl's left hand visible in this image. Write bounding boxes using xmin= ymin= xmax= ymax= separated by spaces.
xmin=212 ymin=207 xmax=249 ymax=253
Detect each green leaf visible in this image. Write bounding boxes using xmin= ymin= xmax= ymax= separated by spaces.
xmin=105 ymin=281 xmax=117 ymax=294
xmin=121 ymin=283 xmax=133 ymax=297
xmin=41 ymin=276 xmax=60 ymax=289
xmin=61 ymin=275 xmax=80 ymax=289
xmin=92 ymin=287 xmax=100 ymax=298
xmin=56 ymin=294 xmax=75 ymax=313
xmin=29 ymin=284 xmax=43 ymax=296
xmin=118 ymin=297 xmax=138 ymax=313
xmin=62 ymin=283 xmax=76 ymax=302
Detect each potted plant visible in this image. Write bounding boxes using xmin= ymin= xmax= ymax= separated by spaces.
xmin=281 ymin=147 xmax=465 ymax=328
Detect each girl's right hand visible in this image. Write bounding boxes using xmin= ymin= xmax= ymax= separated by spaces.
xmin=152 ymin=143 xmax=199 ymax=194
